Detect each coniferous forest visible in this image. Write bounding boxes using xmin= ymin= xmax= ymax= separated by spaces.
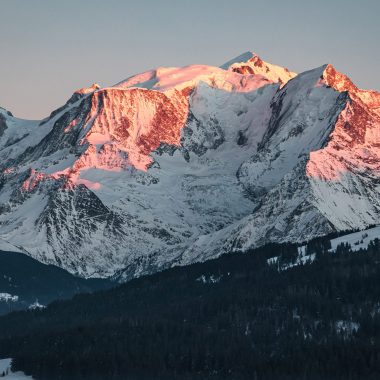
xmin=0 ymin=238 xmax=380 ymax=380
xmin=0 ymin=251 xmax=113 ymax=315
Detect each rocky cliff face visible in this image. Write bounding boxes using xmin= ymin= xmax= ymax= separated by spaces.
xmin=0 ymin=52 xmax=379 ymax=279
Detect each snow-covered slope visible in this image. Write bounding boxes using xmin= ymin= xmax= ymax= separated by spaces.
xmin=177 ymin=62 xmax=380 ymax=264
xmin=0 ymin=52 xmax=379 ymax=279
xmin=268 ymin=225 xmax=380 ymax=272
xmin=329 ymin=225 xmax=380 ymax=252
xmin=220 ymin=51 xmax=296 ymax=86
xmin=0 ymin=359 xmax=32 ymax=379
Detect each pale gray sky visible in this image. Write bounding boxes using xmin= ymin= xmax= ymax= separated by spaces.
xmin=0 ymin=0 xmax=379 ymax=119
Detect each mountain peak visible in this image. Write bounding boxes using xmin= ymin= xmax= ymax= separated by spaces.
xmin=321 ymin=64 xmax=357 ymax=93
xmin=75 ymin=83 xmax=101 ymax=95
xmin=221 ymin=51 xmax=297 ymax=86
xmin=1 ymin=52 xmax=379 ymax=281
xmin=0 ymin=107 xmax=13 ymax=117
xmin=219 ymin=51 xmax=258 ymax=70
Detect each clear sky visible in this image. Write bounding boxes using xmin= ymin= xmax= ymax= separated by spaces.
xmin=0 ymin=0 xmax=379 ymax=119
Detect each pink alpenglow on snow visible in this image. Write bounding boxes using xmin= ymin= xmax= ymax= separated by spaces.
xmin=307 ymin=65 xmax=380 ymax=181
xmin=0 ymin=52 xmax=380 ymax=279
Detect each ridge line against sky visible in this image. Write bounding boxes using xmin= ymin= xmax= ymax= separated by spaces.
xmin=0 ymin=0 xmax=379 ymax=119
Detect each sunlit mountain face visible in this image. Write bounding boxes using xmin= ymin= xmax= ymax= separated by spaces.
xmin=0 ymin=51 xmax=379 ymax=280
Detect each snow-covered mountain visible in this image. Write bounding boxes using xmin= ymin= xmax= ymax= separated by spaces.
xmin=0 ymin=52 xmax=379 ymax=279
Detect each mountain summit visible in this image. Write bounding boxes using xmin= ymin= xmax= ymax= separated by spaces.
xmin=220 ymin=51 xmax=296 ymax=85
xmin=0 ymin=52 xmax=379 ymax=279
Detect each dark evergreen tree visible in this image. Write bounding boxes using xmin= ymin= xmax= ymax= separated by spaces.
xmin=0 ymin=238 xmax=379 ymax=379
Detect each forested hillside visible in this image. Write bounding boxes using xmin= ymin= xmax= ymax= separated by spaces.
xmin=0 ymin=250 xmax=114 ymax=315
xmin=0 ymin=239 xmax=380 ymax=379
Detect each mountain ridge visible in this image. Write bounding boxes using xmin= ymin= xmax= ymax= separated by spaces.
xmin=0 ymin=52 xmax=379 ymax=279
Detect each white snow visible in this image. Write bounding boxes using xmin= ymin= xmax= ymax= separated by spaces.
xmin=115 ymin=64 xmax=273 ymax=93
xmin=196 ymin=274 xmax=222 ymax=284
xmin=0 ymin=53 xmax=378 ymax=280
xmin=0 ymin=239 xmax=24 ymax=253
xmin=220 ymin=51 xmax=297 ymax=85
xmin=0 ymin=69 xmax=279 ymax=278
xmin=239 ymin=65 xmax=342 ymax=195
xmin=28 ymin=300 xmax=46 ymax=310
xmin=330 ymin=226 xmax=380 ymax=252
xmin=266 ymin=249 xmax=316 ymax=271
xmin=335 ymin=320 xmax=360 ymax=337
xmin=219 ymin=51 xmax=257 ymax=70
xmin=116 ymin=51 xmax=295 ymax=95
xmin=288 ymin=226 xmax=380 ymax=265
xmin=266 ymin=225 xmax=380 ymax=271
xmin=0 ymin=293 xmax=18 ymax=302
xmin=0 ymin=359 xmax=32 ymax=379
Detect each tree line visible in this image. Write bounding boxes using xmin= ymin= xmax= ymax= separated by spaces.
xmin=0 ymin=237 xmax=379 ymax=379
